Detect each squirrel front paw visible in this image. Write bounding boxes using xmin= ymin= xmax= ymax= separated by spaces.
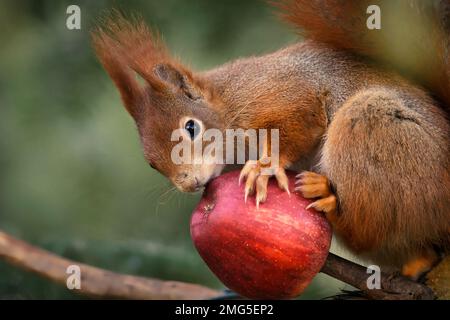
xmin=239 ymin=159 xmax=290 ymax=208
xmin=295 ymin=171 xmax=337 ymax=221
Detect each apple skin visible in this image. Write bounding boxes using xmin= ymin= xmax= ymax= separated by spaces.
xmin=190 ymin=170 xmax=332 ymax=299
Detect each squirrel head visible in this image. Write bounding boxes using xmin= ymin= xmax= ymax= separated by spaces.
xmin=92 ymin=12 xmax=225 ymax=192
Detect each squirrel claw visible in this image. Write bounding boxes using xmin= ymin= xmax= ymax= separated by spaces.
xmin=275 ymin=168 xmax=290 ymax=195
xmin=240 ymin=160 xmax=289 ymax=206
xmin=239 ymin=160 xmax=257 ymax=186
xmin=305 ymin=195 xmax=337 ymax=214
xmin=295 ymin=171 xmax=337 ymax=215
xmin=255 ymin=175 xmax=269 ymax=209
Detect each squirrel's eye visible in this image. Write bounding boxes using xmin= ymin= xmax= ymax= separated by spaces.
xmin=184 ymin=119 xmax=200 ymax=140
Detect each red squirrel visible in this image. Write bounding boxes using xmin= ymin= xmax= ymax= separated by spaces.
xmin=92 ymin=0 xmax=450 ymax=280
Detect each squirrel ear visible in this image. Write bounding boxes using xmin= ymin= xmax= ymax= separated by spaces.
xmin=92 ymin=31 xmax=145 ymax=118
xmin=154 ymin=64 xmax=203 ymax=100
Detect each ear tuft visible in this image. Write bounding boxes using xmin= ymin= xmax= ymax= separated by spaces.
xmin=91 ymin=10 xmax=194 ymax=115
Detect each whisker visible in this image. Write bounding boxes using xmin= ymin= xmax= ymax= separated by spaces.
xmin=145 ymin=185 xmax=162 ymax=199
xmin=154 ymin=184 xmax=177 ymax=216
xmin=158 ymin=186 xmax=177 ymax=204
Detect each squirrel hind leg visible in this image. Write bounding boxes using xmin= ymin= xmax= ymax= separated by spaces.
xmin=319 ymin=87 xmax=450 ymax=260
xmin=402 ymin=249 xmax=440 ymax=281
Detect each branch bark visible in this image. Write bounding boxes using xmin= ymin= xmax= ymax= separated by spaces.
xmin=0 ymin=230 xmax=439 ymax=300
xmin=321 ymin=253 xmax=436 ymax=300
xmin=0 ymin=231 xmax=221 ymax=300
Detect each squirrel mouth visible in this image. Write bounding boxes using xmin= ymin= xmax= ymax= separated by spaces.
xmin=187 ymin=185 xmax=205 ymax=194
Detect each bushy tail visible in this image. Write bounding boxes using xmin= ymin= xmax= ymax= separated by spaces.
xmin=427 ymin=255 xmax=450 ymax=299
xmin=275 ymin=0 xmax=450 ymax=111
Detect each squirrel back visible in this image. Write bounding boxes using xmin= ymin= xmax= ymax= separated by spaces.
xmin=276 ymin=0 xmax=450 ymax=113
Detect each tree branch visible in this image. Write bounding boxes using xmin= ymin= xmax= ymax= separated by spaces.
xmin=0 ymin=231 xmax=221 ymax=299
xmin=321 ymin=253 xmax=436 ymax=300
xmin=0 ymin=230 xmax=439 ymax=300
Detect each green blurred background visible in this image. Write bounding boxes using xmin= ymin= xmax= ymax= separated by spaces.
xmin=0 ymin=0 xmax=350 ymax=299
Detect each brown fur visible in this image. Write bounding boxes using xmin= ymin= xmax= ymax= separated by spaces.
xmin=93 ymin=2 xmax=450 ymax=272
xmin=321 ymin=87 xmax=450 ymax=267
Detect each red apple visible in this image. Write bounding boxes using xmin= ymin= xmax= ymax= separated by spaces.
xmin=190 ymin=170 xmax=332 ymax=299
